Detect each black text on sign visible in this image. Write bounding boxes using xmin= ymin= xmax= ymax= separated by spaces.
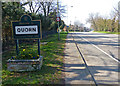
xmin=15 ymin=25 xmax=38 ymax=35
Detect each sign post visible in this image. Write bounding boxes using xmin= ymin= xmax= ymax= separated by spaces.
xmin=57 ymin=0 xmax=60 ymax=41
xmin=38 ymin=39 xmax=40 ymax=55
xmin=16 ymin=39 xmax=19 ymax=55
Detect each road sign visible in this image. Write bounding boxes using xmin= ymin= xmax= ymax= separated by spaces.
xmin=11 ymin=14 xmax=41 ymax=56
xmin=12 ymin=14 xmax=41 ymax=39
xmin=56 ymin=17 xmax=60 ymax=22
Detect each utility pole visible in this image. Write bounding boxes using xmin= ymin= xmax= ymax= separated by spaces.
xmin=118 ymin=1 xmax=120 ymax=32
xmin=57 ymin=0 xmax=60 ymax=40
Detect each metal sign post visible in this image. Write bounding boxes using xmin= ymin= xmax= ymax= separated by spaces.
xmin=16 ymin=39 xmax=19 ymax=55
xmin=38 ymin=39 xmax=40 ymax=56
xmin=57 ymin=0 xmax=60 ymax=41
xmin=58 ymin=21 xmax=60 ymax=40
xmin=56 ymin=17 xmax=60 ymax=40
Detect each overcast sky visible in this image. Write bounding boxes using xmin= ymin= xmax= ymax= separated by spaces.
xmin=61 ymin=0 xmax=119 ymax=27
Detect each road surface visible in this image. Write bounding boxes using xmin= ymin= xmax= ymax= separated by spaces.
xmin=64 ymin=32 xmax=119 ymax=85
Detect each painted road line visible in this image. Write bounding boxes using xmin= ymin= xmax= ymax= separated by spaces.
xmin=80 ymin=36 xmax=120 ymax=63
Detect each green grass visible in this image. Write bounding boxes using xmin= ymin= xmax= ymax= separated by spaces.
xmin=94 ymin=31 xmax=120 ymax=34
xmin=2 ymin=32 xmax=67 ymax=85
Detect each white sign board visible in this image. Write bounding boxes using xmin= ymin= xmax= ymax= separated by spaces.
xmin=15 ymin=25 xmax=38 ymax=35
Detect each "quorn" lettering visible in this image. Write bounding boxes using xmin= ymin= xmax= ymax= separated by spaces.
xmin=17 ymin=28 xmax=36 ymax=32
xmin=15 ymin=25 xmax=38 ymax=34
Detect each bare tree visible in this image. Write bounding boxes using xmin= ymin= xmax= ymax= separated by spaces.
xmin=87 ymin=13 xmax=99 ymax=31
xmin=113 ymin=1 xmax=120 ymax=16
xmin=40 ymin=1 xmax=52 ymax=17
xmin=21 ymin=0 xmax=66 ymax=19
xmin=20 ymin=0 xmax=42 ymax=14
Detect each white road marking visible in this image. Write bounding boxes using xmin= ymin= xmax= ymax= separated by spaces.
xmin=80 ymin=36 xmax=120 ymax=63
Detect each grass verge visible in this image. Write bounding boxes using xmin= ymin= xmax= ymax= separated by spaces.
xmin=2 ymin=32 xmax=67 ymax=85
xmin=94 ymin=31 xmax=120 ymax=34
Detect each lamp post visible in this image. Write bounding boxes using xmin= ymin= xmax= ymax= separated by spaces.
xmin=74 ymin=16 xmax=77 ymax=32
xmin=67 ymin=5 xmax=73 ymax=32
xmin=67 ymin=5 xmax=73 ymax=26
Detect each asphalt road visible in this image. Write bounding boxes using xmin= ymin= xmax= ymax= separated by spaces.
xmin=72 ymin=32 xmax=119 ymax=85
